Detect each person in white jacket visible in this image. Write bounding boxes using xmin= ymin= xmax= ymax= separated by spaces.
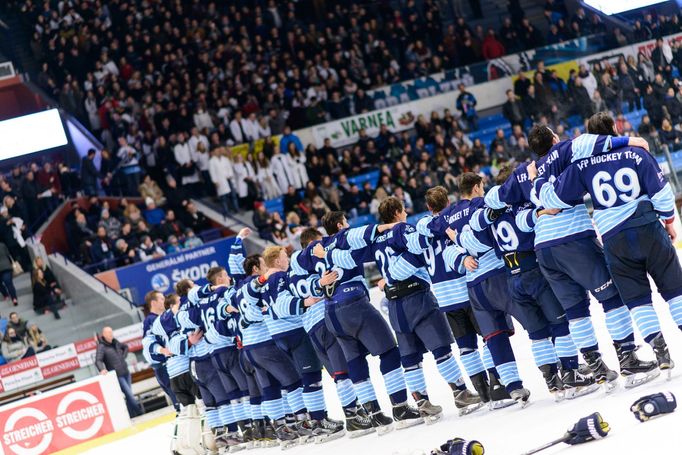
xmin=232 ymin=152 xmax=256 ymax=208
xmin=256 ymin=115 xmax=271 ymax=139
xmin=173 ymin=132 xmax=200 ymax=189
xmin=229 ymin=111 xmax=247 ymax=144
xmin=243 ymin=113 xmax=260 ymax=142
xmin=269 ymin=148 xmax=297 ymax=194
xmin=286 ymin=143 xmax=309 ymax=189
xmin=208 ymin=147 xmax=236 ymax=216
xmin=255 ymin=152 xmax=280 ymax=199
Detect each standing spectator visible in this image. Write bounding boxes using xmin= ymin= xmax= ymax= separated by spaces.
xmin=0 ymin=206 xmax=31 ymax=271
xmin=2 ymin=327 xmax=34 ymax=363
xmin=252 ymin=202 xmax=275 ymax=242
xmin=664 ymin=87 xmax=682 ymax=124
xmin=32 ymin=268 xmax=62 ymax=319
xmin=116 ymin=138 xmax=142 ymax=196
xmin=96 ymin=327 xmax=142 ymax=417
xmin=81 ymin=149 xmax=99 ymax=196
xmin=456 ymin=84 xmax=478 ymax=131
xmin=209 ymin=148 xmax=236 ymax=216
xmin=279 ymin=126 xmax=304 ymax=155
xmin=482 ymin=29 xmax=505 ymax=60
xmin=0 ymin=242 xmax=17 ymax=306
xmin=502 ymin=89 xmax=525 ymax=126
xmin=270 ymin=148 xmax=297 ymax=194
xmin=651 ymin=38 xmax=673 ymax=80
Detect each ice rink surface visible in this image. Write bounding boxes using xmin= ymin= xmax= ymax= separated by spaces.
xmin=87 ymin=283 xmax=682 ymax=455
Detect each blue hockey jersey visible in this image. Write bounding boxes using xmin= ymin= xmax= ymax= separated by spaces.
xmin=534 ymin=146 xmax=675 ymax=240
xmin=485 ymin=134 xmax=629 ymax=249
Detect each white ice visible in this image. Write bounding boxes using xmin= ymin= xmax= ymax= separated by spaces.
xmin=87 ymin=280 xmax=682 ymax=455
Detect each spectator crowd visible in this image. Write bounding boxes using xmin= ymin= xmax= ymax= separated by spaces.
xmin=17 ymin=0 xmax=608 ymax=159
xmin=65 ymin=195 xmax=213 ymax=272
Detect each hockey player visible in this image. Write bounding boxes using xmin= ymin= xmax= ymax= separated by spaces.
xmin=149 ymin=293 xmax=203 ymax=455
xmin=530 ymin=112 xmax=679 ymax=383
xmin=234 ymin=252 xmax=316 ymax=447
xmin=485 ymin=129 xmax=655 ymax=390
xmin=420 ymin=173 xmax=531 ymax=407
xmin=260 ymin=245 xmax=346 ymax=441
xmin=321 ymin=197 xmax=482 ymax=419
xmin=301 ymin=212 xmax=422 ymax=433
xmin=414 ymin=186 xmax=503 ymax=412
xmin=173 ymin=280 xmax=235 ymax=452
xmin=290 ymin=227 xmax=373 ymax=436
xmin=142 ymin=290 xmax=179 ymax=412
xmin=181 ymin=267 xmax=253 ymax=451
xmin=463 ymin=168 xmax=597 ymax=399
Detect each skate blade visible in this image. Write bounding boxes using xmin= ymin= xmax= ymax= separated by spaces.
xmin=517 ymin=399 xmax=531 ymax=409
xmin=458 ymin=402 xmax=485 ymax=416
xmin=422 ymin=412 xmax=442 ymax=425
xmin=602 ymin=380 xmax=619 ymax=394
xmin=228 ymin=444 xmax=246 ymax=453
xmin=623 ymin=369 xmax=661 ymax=389
xmin=375 ymin=423 xmax=395 ymax=436
xmin=279 ymin=440 xmax=299 ymax=450
xmin=488 ymin=399 xmax=516 ymax=410
xmin=261 ymin=440 xmax=279 ymax=448
xmin=552 ymin=390 xmax=565 ymax=402
xmin=395 ymin=417 xmax=425 ymax=430
xmin=564 ymin=383 xmax=600 ymax=400
xmin=314 ymin=430 xmax=346 ymax=444
xmin=348 ymin=428 xmax=375 ymax=439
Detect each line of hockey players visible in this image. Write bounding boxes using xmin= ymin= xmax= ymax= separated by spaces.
xmin=141 ymin=111 xmax=682 ymax=454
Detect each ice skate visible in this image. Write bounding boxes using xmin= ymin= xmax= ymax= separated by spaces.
xmin=615 ymin=343 xmax=660 ymax=389
xmin=413 ymin=392 xmax=443 ymax=424
xmin=539 ymin=364 xmax=565 ymax=401
xmin=452 ymin=387 xmax=484 ymax=416
xmin=469 ymin=372 xmax=491 ymax=404
xmin=220 ymin=432 xmax=245 ymax=453
xmin=363 ymin=400 xmax=394 ymax=436
xmin=583 ymin=350 xmax=619 ymax=393
xmin=240 ymin=424 xmax=256 ymax=450
xmin=273 ymin=420 xmax=299 ymax=450
xmin=392 ymin=401 xmax=425 ymax=430
xmin=509 ymin=387 xmax=531 ymax=408
xmin=293 ymin=419 xmax=315 ymax=444
xmin=652 ymin=333 xmax=675 ymax=380
xmin=488 ymin=374 xmax=516 ymax=410
xmin=344 ymin=406 xmax=374 ymax=438
xmin=561 ymin=368 xmax=599 ymax=399
xmin=312 ymin=417 xmax=346 ymax=444
xmin=259 ymin=421 xmax=279 ymax=448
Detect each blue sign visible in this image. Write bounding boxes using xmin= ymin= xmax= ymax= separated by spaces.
xmin=115 ymin=237 xmax=235 ymax=305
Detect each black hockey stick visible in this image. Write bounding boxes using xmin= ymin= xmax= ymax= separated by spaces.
xmin=520 ymin=434 xmax=570 ymax=455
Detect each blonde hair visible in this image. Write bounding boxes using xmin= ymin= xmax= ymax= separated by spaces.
xmin=262 ymin=246 xmax=286 ymax=268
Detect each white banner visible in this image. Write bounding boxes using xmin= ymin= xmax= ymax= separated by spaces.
xmin=311 ymin=104 xmax=416 ymax=148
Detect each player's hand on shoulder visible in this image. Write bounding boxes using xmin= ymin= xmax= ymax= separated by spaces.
xmin=313 ymin=242 xmax=326 ymax=258
xmin=463 ymin=256 xmax=478 ymax=272
xmin=377 ymin=278 xmax=386 ymax=291
xmin=628 ymin=136 xmax=649 ymax=152
xmin=319 ymin=270 xmax=338 ymax=286
xmin=527 ymin=161 xmax=538 ymax=181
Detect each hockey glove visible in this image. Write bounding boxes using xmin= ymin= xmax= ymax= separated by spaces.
xmin=564 ymin=412 xmax=610 ymax=445
xmin=631 ymin=392 xmax=677 ymax=422
xmin=485 ymin=207 xmax=507 ymax=223
xmin=431 ymin=437 xmax=484 ymax=455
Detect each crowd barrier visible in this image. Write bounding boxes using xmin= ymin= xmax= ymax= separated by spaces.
xmin=0 ymin=323 xmax=142 ymax=394
xmin=0 ymin=371 xmax=131 ymax=455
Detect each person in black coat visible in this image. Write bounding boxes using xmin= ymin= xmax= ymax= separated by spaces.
xmin=32 ymin=268 xmax=61 ymax=319
xmin=502 ymin=89 xmax=526 ymax=126
xmin=0 ymin=242 xmax=17 ymax=305
xmin=95 ymin=327 xmax=142 ymax=417
xmin=81 ymin=148 xmax=100 ymax=196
